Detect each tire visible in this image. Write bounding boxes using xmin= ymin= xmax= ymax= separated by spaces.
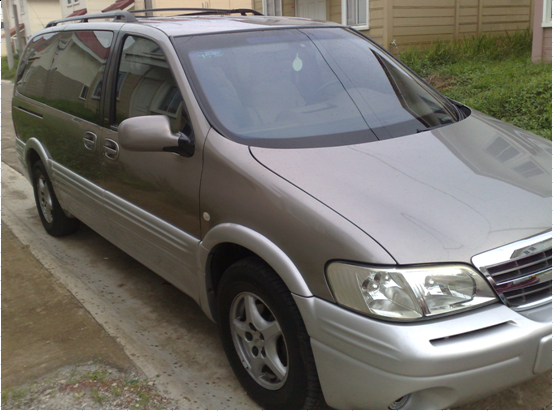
xmin=217 ymin=256 xmax=322 ymax=409
xmin=32 ymin=160 xmax=80 ymax=237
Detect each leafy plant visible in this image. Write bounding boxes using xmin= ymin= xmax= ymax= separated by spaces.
xmin=398 ymin=30 xmax=551 ymax=139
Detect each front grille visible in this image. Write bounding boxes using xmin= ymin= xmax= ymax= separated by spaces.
xmin=486 ymin=249 xmax=552 ymax=284
xmin=472 ymin=232 xmax=552 ymax=310
xmin=503 ymin=280 xmax=552 ymax=307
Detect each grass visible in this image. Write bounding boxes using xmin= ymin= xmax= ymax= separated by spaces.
xmin=1 ymin=55 xmax=19 ymax=81
xmin=398 ymin=30 xmax=552 ymax=139
xmin=90 ymin=388 xmax=106 ymax=405
xmin=82 ymin=368 xmax=110 ymax=383
xmin=1 ymin=387 xmax=28 ymax=408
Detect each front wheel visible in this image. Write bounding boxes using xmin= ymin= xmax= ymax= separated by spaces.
xmin=32 ymin=160 xmax=80 ymax=237
xmin=217 ymin=257 xmax=322 ymax=409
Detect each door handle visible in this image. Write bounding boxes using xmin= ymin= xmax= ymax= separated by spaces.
xmin=83 ymin=131 xmax=97 ymax=150
xmin=103 ymin=139 xmax=119 ymax=160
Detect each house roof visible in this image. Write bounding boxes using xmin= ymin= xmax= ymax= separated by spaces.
xmin=1 ymin=23 xmax=25 ymax=38
xmin=75 ymin=31 xmax=111 ymax=60
xmin=67 ymin=8 xmax=88 ymax=17
xmin=102 ymin=0 xmax=134 ymax=12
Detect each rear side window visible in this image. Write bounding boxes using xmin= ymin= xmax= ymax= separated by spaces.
xmin=114 ymin=35 xmax=192 ymax=135
xmin=16 ymin=32 xmax=61 ymax=101
xmin=43 ymin=30 xmax=114 ymax=124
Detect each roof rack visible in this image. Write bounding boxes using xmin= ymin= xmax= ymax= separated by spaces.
xmin=129 ymin=8 xmax=264 ymax=16
xmin=46 ymin=10 xmax=137 ymax=28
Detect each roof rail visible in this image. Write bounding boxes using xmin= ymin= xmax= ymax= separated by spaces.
xmin=46 ymin=10 xmax=137 ymax=28
xmin=129 ymin=8 xmax=263 ymax=16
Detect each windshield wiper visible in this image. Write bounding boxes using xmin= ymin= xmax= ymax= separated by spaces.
xmin=416 ymin=121 xmax=453 ymax=133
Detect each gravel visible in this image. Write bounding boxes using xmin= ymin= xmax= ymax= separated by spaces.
xmin=1 ymin=362 xmax=177 ymax=410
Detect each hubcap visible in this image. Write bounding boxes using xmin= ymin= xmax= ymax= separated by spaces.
xmin=36 ymin=175 xmax=54 ymax=223
xmin=230 ymin=292 xmax=288 ymax=390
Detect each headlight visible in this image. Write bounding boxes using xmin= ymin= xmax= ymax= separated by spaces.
xmin=326 ymin=262 xmax=497 ymax=321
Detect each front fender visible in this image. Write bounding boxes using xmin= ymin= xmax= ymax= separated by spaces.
xmin=198 ymin=223 xmax=313 ymax=321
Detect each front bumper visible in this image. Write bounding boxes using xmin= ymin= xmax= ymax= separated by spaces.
xmin=294 ymin=296 xmax=551 ymax=409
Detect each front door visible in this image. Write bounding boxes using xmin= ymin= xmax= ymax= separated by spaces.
xmin=296 ymin=0 xmax=326 ymax=21
xmin=101 ymin=35 xmax=202 ymax=298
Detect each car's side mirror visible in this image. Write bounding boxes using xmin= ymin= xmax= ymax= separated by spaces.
xmin=118 ymin=115 xmax=195 ymax=157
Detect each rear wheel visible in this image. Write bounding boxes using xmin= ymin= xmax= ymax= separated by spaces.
xmin=217 ymin=257 xmax=322 ymax=409
xmin=32 ymin=160 xmax=79 ymax=237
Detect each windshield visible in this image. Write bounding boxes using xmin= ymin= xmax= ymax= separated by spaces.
xmin=174 ymin=28 xmax=460 ymax=148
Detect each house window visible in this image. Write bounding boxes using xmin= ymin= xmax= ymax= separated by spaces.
xmin=514 ymin=160 xmax=544 ymax=178
xmin=79 ymin=85 xmax=89 ymax=100
xmin=543 ymin=0 xmax=552 ymax=27
xmin=485 ymin=136 xmax=521 ymax=163
xmin=18 ymin=0 xmax=25 ymax=14
xmin=67 ymin=0 xmax=80 ymax=6
xmin=342 ymin=0 xmax=368 ymax=30
xmin=263 ymin=0 xmax=282 ymax=16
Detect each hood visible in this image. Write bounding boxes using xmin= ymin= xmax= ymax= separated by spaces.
xmin=250 ymin=113 xmax=552 ymax=264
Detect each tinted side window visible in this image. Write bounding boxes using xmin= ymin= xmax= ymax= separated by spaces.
xmin=43 ymin=30 xmax=114 ymax=124
xmin=16 ymin=32 xmax=61 ymax=101
xmin=115 ymin=36 xmax=191 ymax=134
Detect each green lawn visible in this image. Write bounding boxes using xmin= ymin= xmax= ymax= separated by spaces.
xmin=1 ymin=56 xmax=19 ymax=81
xmin=398 ymin=30 xmax=552 ymax=139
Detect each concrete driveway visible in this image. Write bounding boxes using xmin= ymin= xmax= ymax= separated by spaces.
xmin=2 ymin=79 xmax=551 ymax=410
xmin=2 ymin=80 xmax=256 ymax=409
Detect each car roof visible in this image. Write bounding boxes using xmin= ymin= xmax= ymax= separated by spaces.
xmin=43 ymin=13 xmax=343 ymax=38
xmin=134 ymin=15 xmax=342 ymax=36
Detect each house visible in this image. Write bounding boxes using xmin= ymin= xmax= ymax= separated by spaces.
xmin=1 ymin=0 xmax=542 ymax=55
xmin=1 ymin=0 xmax=250 ymax=56
xmin=531 ymin=0 xmax=551 ymax=61
xmin=1 ymin=23 xmax=25 ymax=57
xmin=251 ymin=0 xmax=537 ymax=51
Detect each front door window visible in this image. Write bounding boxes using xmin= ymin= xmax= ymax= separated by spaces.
xmin=115 ymin=36 xmax=192 ymax=135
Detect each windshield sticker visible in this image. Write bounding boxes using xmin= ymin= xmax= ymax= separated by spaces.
xmin=293 ymin=53 xmax=303 ymax=71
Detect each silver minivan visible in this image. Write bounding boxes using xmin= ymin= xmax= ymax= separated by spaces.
xmin=12 ymin=8 xmax=552 ymax=410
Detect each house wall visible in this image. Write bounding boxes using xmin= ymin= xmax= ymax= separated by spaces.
xmin=3 ymin=0 xmax=59 ymax=39
xmin=283 ymin=0 xmax=295 ymax=16
xmin=378 ymin=0 xmax=534 ymax=51
xmin=153 ymin=0 xmax=251 ymax=11
xmin=531 ymin=0 xmax=551 ymax=61
xmin=154 ymin=0 xmax=204 ymax=10
xmin=366 ymin=0 xmax=384 ymax=44
xmin=252 ymin=0 xmax=263 ymax=13
xmin=542 ymin=27 xmax=552 ymax=59
xmin=61 ymin=0 xmax=88 ymax=18
xmin=328 ymin=0 xmax=340 ymax=22
xmin=2 ymin=34 xmax=9 ymax=56
xmin=252 ymin=0 xmax=534 ymax=51
xmin=252 ymin=0 xmax=294 ymax=15
xmin=86 ymin=0 xmax=127 ymax=14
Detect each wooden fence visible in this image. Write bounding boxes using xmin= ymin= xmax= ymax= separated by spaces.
xmin=252 ymin=0 xmax=534 ymax=50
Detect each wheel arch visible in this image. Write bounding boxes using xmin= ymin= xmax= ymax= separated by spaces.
xmin=199 ymin=223 xmax=313 ymax=322
xmin=24 ymin=138 xmax=53 ymax=181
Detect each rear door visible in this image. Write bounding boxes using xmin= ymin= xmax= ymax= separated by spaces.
xmin=100 ymin=33 xmax=204 ymax=298
xmin=15 ymin=29 xmax=116 ymax=238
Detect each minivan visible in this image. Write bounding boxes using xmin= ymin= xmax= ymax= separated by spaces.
xmin=12 ymin=8 xmax=552 ymax=409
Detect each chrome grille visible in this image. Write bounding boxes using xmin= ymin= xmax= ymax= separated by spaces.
xmin=502 ymin=280 xmax=552 ymax=307
xmin=486 ymin=249 xmax=552 ymax=284
xmin=472 ymin=231 xmax=552 ymax=310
